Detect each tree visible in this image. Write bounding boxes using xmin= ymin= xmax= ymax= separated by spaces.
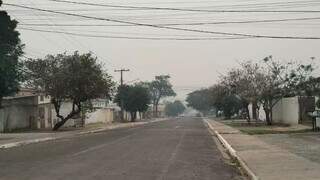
xmin=165 ymin=100 xmax=186 ymax=117
xmin=0 ymin=1 xmax=24 ymax=107
xmin=208 ymin=84 xmax=227 ymax=112
xmin=147 ymin=75 xmax=176 ymax=117
xmin=222 ymin=56 xmax=316 ymax=125
xmin=220 ymin=61 xmax=265 ymax=122
xmin=114 ymin=84 xmax=150 ymax=122
xmin=186 ymin=89 xmax=212 ymax=115
xmin=257 ymin=56 xmax=314 ymax=125
xmin=24 ymin=52 xmax=114 ymax=130
xmin=221 ymin=94 xmax=243 ymax=119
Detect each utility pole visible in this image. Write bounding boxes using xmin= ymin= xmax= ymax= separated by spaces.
xmin=114 ymin=69 xmax=130 ymax=121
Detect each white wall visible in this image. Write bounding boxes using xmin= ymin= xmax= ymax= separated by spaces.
xmin=248 ymin=103 xmax=266 ymax=121
xmin=248 ymin=97 xmax=300 ymax=125
xmin=273 ymin=97 xmax=299 ymax=125
xmin=52 ymin=102 xmax=116 ymax=127
xmin=38 ymin=95 xmax=51 ymax=105
xmin=0 ymin=105 xmax=34 ymax=132
xmin=316 ymin=97 xmax=320 ymax=110
xmin=85 ymin=108 xmax=114 ymax=125
xmin=258 ymin=106 xmax=266 ymax=121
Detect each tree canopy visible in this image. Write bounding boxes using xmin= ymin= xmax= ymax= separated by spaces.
xmin=0 ymin=2 xmax=24 ymax=107
xmin=165 ymin=100 xmax=186 ymax=117
xmin=24 ymin=51 xmax=114 ymax=130
xmin=147 ymin=75 xmax=176 ymax=117
xmin=186 ymin=89 xmax=212 ymax=115
xmin=114 ymin=84 xmax=150 ymax=121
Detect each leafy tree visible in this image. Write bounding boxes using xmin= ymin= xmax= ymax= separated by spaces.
xmin=0 ymin=1 xmax=24 ymax=107
xmin=165 ymin=100 xmax=186 ymax=117
xmin=284 ymin=61 xmax=315 ymax=96
xmin=24 ymin=52 xmax=114 ymax=130
xmin=186 ymin=89 xmax=212 ymax=115
xmin=208 ymin=84 xmax=230 ymax=114
xmin=220 ymin=61 xmax=265 ymax=122
xmin=114 ymin=84 xmax=150 ymax=122
xmin=220 ymin=56 xmax=315 ymax=125
xmin=221 ymin=94 xmax=243 ymax=119
xmin=186 ymin=85 xmax=243 ymax=118
xmin=257 ymin=56 xmax=314 ymax=125
xmin=147 ymin=75 xmax=176 ymax=117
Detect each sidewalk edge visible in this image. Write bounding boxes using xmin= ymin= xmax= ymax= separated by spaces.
xmin=0 ymin=118 xmax=169 ymax=150
xmin=0 ymin=137 xmax=56 ymax=149
xmin=204 ymin=119 xmax=259 ymax=180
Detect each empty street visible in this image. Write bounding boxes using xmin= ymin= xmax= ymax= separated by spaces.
xmin=0 ymin=118 xmax=242 ymax=180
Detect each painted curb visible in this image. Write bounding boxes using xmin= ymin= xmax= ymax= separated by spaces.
xmin=204 ymin=119 xmax=260 ymax=180
xmin=0 ymin=118 xmax=169 ymax=150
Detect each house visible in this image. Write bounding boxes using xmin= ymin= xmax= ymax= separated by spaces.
xmin=84 ymin=100 xmax=119 ymax=125
xmin=0 ymin=89 xmax=119 ymax=132
xmin=249 ymin=96 xmax=315 ymax=125
xmin=0 ymin=88 xmax=52 ymax=132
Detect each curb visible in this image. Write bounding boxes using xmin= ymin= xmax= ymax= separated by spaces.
xmin=0 ymin=118 xmax=169 ymax=150
xmin=204 ymin=119 xmax=259 ymax=180
xmin=0 ymin=137 xmax=57 ymax=149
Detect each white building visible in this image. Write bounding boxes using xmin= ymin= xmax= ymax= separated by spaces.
xmin=249 ymin=96 xmax=315 ymax=125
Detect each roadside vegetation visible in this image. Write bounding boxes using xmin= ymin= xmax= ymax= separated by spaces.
xmin=114 ymin=83 xmax=150 ymax=122
xmin=0 ymin=0 xmax=24 ymax=108
xmin=187 ymin=56 xmax=319 ymax=126
xmin=164 ymin=100 xmax=186 ymax=117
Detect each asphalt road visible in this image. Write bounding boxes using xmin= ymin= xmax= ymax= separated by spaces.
xmin=0 ymin=117 xmax=242 ymax=180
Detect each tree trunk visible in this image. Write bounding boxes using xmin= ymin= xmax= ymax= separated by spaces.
xmin=130 ymin=112 xmax=136 ymax=122
xmin=155 ymin=104 xmax=159 ymax=118
xmin=252 ymin=100 xmax=258 ymax=120
xmin=265 ymin=110 xmax=271 ymax=125
xmin=245 ymin=103 xmax=251 ymax=124
xmin=264 ymin=107 xmax=272 ymax=125
xmin=154 ymin=97 xmax=161 ymax=118
xmin=0 ymin=97 xmax=3 ymax=109
xmin=53 ymin=117 xmax=68 ymax=130
xmin=269 ymin=102 xmax=273 ymax=125
xmin=52 ymin=101 xmax=81 ymax=131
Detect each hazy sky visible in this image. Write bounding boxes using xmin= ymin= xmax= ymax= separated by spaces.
xmin=2 ymin=0 xmax=320 ymax=100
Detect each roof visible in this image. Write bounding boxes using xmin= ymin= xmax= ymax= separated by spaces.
xmin=3 ymin=88 xmax=40 ymax=100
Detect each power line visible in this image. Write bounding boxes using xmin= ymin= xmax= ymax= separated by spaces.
xmin=4 ymin=3 xmax=320 ymax=40
xmin=47 ymin=0 xmax=320 ymax=13
xmin=18 ymin=16 xmax=320 ymax=27
xmin=193 ymin=0 xmax=320 ymax=10
xmin=18 ymin=27 xmax=249 ymax=40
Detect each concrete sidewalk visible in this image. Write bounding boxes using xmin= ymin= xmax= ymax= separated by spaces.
xmin=205 ymin=119 xmax=320 ymax=180
xmin=0 ymin=118 xmax=167 ymax=149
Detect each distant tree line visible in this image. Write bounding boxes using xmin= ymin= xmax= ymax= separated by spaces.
xmin=165 ymin=100 xmax=186 ymax=117
xmin=114 ymin=75 xmax=176 ymax=122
